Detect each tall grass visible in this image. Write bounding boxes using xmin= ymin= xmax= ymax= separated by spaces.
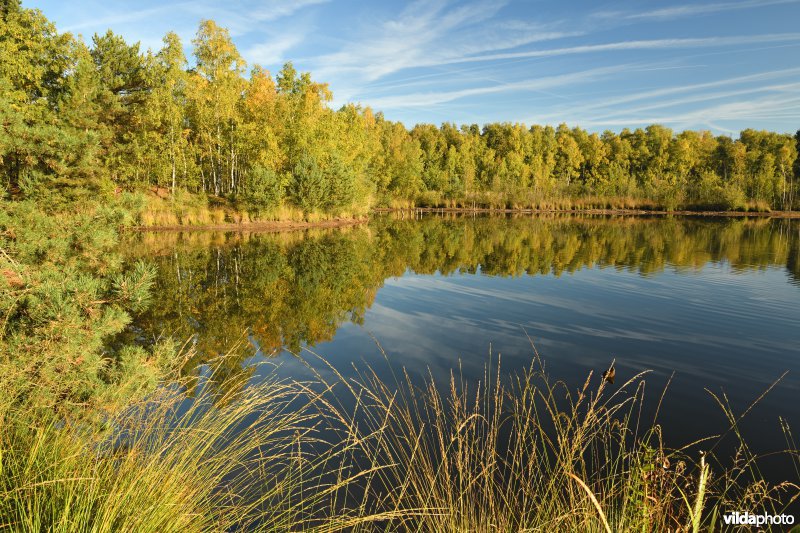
xmin=401 ymin=192 xmax=667 ymax=212
xmin=1 ymin=348 xmax=797 ymax=531
xmin=301 ymin=345 xmax=799 ymax=531
xmin=137 ymin=189 xmax=783 ymax=226
xmin=138 ymin=190 xmax=226 ymax=227
xmin=137 ymin=190 xmax=371 ymax=228
xmin=0 ymin=359 xmax=384 ymax=532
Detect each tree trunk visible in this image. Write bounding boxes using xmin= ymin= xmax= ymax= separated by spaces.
xmin=170 ymin=125 xmax=176 ymax=194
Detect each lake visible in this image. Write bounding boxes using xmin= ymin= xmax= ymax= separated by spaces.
xmin=128 ymin=214 xmax=800 ymax=462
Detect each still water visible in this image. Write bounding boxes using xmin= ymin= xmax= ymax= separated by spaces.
xmin=129 ymin=214 xmax=800 ymax=456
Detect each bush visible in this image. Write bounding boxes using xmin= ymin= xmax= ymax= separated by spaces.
xmin=290 ymin=154 xmax=328 ymax=213
xmin=242 ymin=165 xmax=285 ymax=211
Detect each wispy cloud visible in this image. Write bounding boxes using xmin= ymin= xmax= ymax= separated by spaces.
xmin=246 ymin=34 xmax=306 ymax=67
xmin=246 ymin=0 xmax=329 ymax=23
xmin=360 ymin=65 xmax=631 ymax=109
xmin=546 ymin=92 xmax=800 ymax=133
xmin=64 ymin=0 xmax=329 ymax=38
xmin=606 ymin=94 xmax=800 ymax=129
xmin=587 ymin=82 xmax=800 ymax=124
xmin=61 ymin=3 xmax=193 ymax=33
xmin=181 ymin=0 xmax=329 ymax=36
xmin=442 ymin=33 xmax=800 ymax=65
xmin=601 ymin=0 xmax=800 ymax=21
xmin=528 ymin=67 xmax=800 ymax=124
xmin=60 ymin=0 xmax=328 ymax=63
xmin=310 ymin=0 xmax=575 ymax=87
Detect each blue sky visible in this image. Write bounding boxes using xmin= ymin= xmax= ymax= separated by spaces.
xmin=24 ymin=0 xmax=800 ymax=134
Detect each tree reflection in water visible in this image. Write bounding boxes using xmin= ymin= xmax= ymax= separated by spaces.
xmin=125 ymin=214 xmax=800 ymax=378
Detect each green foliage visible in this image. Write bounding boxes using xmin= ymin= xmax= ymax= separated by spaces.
xmin=0 ymin=365 xmax=379 ymax=532
xmin=241 ymin=164 xmax=284 ymax=210
xmin=0 ymin=200 xmax=172 ymax=415
xmin=2 ymin=4 xmax=797 ymax=214
xmin=290 ymin=152 xmax=327 ymax=213
xmin=326 ymin=152 xmax=357 ymax=210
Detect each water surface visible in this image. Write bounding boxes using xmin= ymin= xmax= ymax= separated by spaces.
xmin=128 ymin=214 xmax=800 ymax=457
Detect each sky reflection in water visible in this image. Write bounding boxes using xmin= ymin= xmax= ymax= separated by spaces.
xmin=131 ymin=215 xmax=800 ymax=454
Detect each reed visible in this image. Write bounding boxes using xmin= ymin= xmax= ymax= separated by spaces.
xmin=745 ymin=199 xmax=772 ymax=213
xmin=139 ymin=193 xmax=371 ymax=227
xmin=1 ymin=347 xmax=796 ymax=531
xmin=303 ymin=346 xmax=799 ymax=531
xmin=0 ymin=358 xmax=386 ymax=532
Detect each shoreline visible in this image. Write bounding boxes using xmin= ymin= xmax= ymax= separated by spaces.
xmin=132 ymin=217 xmax=369 ymax=232
xmin=132 ymin=207 xmax=800 ymax=232
xmin=374 ymin=207 xmax=800 ymax=218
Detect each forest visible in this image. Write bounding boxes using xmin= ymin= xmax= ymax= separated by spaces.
xmin=2 ymin=1 xmax=799 ymax=218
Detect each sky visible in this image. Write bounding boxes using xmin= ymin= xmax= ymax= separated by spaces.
xmin=23 ymin=0 xmax=800 ymax=134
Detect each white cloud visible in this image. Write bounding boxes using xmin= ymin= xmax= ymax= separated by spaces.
xmin=594 ymin=82 xmax=800 ymax=121
xmin=62 ymin=0 xmax=330 ymax=38
xmin=359 ymin=65 xmax=632 ymax=109
xmin=551 ymin=93 xmax=800 ymax=133
xmin=60 ymin=3 xmax=192 ymax=33
xmin=527 ymin=85 xmax=800 ymax=134
xmin=610 ymin=0 xmax=800 ymax=21
xmin=180 ymin=0 xmax=329 ymax=36
xmin=442 ymin=33 xmax=800 ymax=65
xmin=246 ymin=33 xmax=305 ymax=66
xmin=528 ymin=67 xmax=800 ymax=125
xmin=309 ymin=0 xmax=575 ymax=88
xmin=247 ymin=0 xmax=330 ymax=23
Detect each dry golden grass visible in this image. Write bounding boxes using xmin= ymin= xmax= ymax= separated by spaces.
xmin=139 ymin=193 xmax=372 ymax=228
xmin=2 ymin=346 xmax=796 ymax=531
xmin=297 ymin=344 xmax=799 ymax=531
xmin=745 ymin=200 xmax=772 ymax=213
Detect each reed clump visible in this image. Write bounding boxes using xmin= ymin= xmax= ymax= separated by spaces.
xmin=397 ymin=192 xmax=671 ymax=212
xmin=0 ymin=349 xmax=797 ymax=531
xmin=138 ymin=190 xmax=226 ymax=227
xmin=0 ymin=359 xmax=384 ymax=532
xmin=308 ymin=349 xmax=799 ymax=531
xmin=137 ymin=190 xmax=371 ymax=228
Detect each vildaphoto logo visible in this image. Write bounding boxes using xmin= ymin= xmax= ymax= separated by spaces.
xmin=722 ymin=511 xmax=795 ymax=527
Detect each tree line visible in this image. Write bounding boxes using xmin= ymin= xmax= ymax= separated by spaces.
xmin=2 ymin=1 xmax=799 ymax=214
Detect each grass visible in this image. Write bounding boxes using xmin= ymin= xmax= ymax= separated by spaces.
xmin=745 ymin=199 xmax=772 ymax=213
xmin=138 ymin=190 xmax=226 ymax=227
xmin=0 ymin=359 xmax=380 ymax=532
xmin=307 ymin=345 xmax=799 ymax=531
xmin=383 ymin=192 xmax=794 ymax=213
xmin=137 ymin=190 xmax=371 ymax=228
xmin=399 ymin=192 xmax=670 ymax=212
xmin=1 ymin=346 xmax=797 ymax=531
xmin=138 ymin=189 xmax=784 ymax=226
